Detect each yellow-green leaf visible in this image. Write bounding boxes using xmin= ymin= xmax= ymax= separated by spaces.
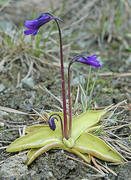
xmin=69 ymin=148 xmax=91 ymax=163
xmin=74 ymin=133 xmax=124 ymax=163
xmin=72 ymin=110 xmax=106 ymax=141
xmin=26 ymin=143 xmax=62 ymax=165
xmin=26 ymin=125 xmax=49 ymax=134
xmin=6 ymin=126 xmax=62 ymax=152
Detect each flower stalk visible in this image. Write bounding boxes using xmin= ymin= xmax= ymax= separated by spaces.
xmin=54 ymin=20 xmax=68 ymax=138
xmin=24 ymin=13 xmax=102 ymax=140
xmin=68 ymin=62 xmax=72 ymax=137
xmin=67 ymin=55 xmax=102 ymax=137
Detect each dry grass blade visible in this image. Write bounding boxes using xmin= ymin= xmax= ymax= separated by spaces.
xmin=18 ymin=126 xmax=26 ymax=137
xmin=99 ymin=72 xmax=131 ymax=78
xmin=123 ymin=103 xmax=131 ymax=110
xmin=0 ymin=146 xmax=7 ymax=150
xmin=0 ymin=0 xmax=12 ymax=12
xmin=32 ymin=108 xmax=47 ymax=122
xmin=21 ymin=54 xmax=34 ymax=82
xmin=30 ymin=55 xmax=60 ymax=68
xmin=96 ymin=160 xmax=117 ymax=176
xmin=115 ymin=141 xmax=131 ymax=153
xmin=74 ymin=85 xmax=80 ymax=107
xmin=105 ymin=123 xmax=131 ymax=131
xmin=65 ymin=154 xmax=105 ymax=175
xmin=91 ymin=156 xmax=105 ymax=174
xmin=0 ymin=160 xmax=4 ymax=166
xmin=102 ymin=138 xmax=126 ymax=162
xmin=105 ymin=100 xmax=127 ymax=112
xmin=39 ymin=85 xmax=62 ymax=106
xmin=64 ymin=13 xmax=90 ymax=29
xmin=18 ymin=127 xmax=22 ymax=137
xmin=111 ymin=143 xmax=131 ymax=158
xmin=0 ymin=106 xmax=28 ymax=115
xmin=52 ymin=105 xmax=63 ymax=112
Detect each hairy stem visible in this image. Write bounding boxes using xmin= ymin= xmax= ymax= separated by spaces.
xmin=55 ymin=20 xmax=67 ymax=138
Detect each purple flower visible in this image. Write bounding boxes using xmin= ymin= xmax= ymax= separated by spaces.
xmin=72 ymin=54 xmax=102 ymax=67
xmin=48 ymin=117 xmax=57 ymax=131
xmin=24 ymin=13 xmax=63 ymax=36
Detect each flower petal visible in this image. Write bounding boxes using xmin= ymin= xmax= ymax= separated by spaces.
xmin=24 ymin=13 xmax=63 ymax=36
xmin=32 ymin=29 xmax=38 ymax=36
xmin=73 ymin=54 xmax=102 ymax=67
xmin=24 ymin=29 xmax=38 ymax=35
xmin=24 ymin=20 xmax=38 ymax=29
xmin=48 ymin=117 xmax=56 ymax=131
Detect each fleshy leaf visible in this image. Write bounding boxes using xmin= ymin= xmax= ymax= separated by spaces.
xmin=72 ymin=110 xmax=106 ymax=141
xmin=27 ymin=148 xmax=40 ymax=160
xmin=74 ymin=133 xmax=124 ymax=163
xmin=26 ymin=143 xmax=62 ymax=165
xmin=26 ymin=124 xmax=49 ymax=134
xmin=85 ymin=125 xmax=104 ymax=133
xmin=6 ymin=126 xmax=62 ymax=152
xmin=69 ymin=148 xmax=91 ymax=163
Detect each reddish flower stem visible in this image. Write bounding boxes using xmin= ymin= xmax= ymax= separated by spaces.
xmin=55 ymin=20 xmax=68 ymax=138
xmin=68 ymin=63 xmax=72 ymax=137
xmin=68 ymin=60 xmax=76 ymax=137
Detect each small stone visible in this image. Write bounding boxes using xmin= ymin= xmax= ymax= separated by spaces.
xmin=0 ymin=84 xmax=5 ymax=92
xmin=0 ymin=122 xmax=4 ymax=127
xmin=22 ymin=77 xmax=35 ymax=89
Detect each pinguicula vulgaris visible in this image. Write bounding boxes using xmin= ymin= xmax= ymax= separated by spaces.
xmin=7 ymin=13 xmax=124 ymax=166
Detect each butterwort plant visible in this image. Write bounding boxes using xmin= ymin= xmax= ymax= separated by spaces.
xmin=6 ymin=13 xmax=124 ymax=165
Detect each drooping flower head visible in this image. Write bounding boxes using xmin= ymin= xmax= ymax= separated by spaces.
xmin=24 ymin=13 xmax=63 ymax=36
xmin=48 ymin=114 xmax=64 ymax=135
xmin=48 ymin=117 xmax=57 ymax=131
xmin=71 ymin=54 xmax=102 ymax=67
